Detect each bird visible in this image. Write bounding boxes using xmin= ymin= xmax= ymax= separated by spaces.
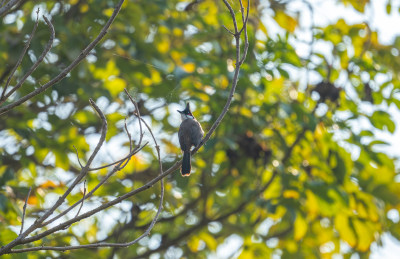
xmin=177 ymin=103 xmax=204 ymax=176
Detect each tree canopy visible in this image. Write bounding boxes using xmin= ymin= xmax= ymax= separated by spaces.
xmin=1 ymin=0 xmax=400 ymax=258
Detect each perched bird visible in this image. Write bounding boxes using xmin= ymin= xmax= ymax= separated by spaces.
xmin=177 ymin=103 xmax=204 ymax=176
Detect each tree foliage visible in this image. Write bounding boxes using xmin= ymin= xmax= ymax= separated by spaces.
xmin=1 ymin=0 xmax=400 ymax=258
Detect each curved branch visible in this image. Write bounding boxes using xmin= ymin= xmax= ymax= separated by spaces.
xmin=191 ymin=0 xmax=249 ymax=154
xmin=11 ymin=97 xmax=165 ymax=253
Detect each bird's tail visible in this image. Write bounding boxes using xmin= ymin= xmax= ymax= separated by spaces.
xmin=181 ymin=151 xmax=191 ymax=176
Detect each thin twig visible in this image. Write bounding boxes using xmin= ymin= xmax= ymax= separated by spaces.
xmin=238 ymin=0 xmax=249 ymax=64
xmin=222 ymin=25 xmax=235 ymax=35
xmin=73 ymin=145 xmax=84 ymax=169
xmin=19 ymin=187 xmax=32 ymax=235
xmin=41 ymin=143 xmax=147 ymax=227
xmin=0 ymin=98 xmax=108 ymax=256
xmin=42 ymin=96 xmax=145 ymax=227
xmin=75 ymin=180 xmax=86 ymax=217
xmin=0 ymin=16 xmax=55 ymax=105
xmin=1 ymin=9 xmax=40 ymax=101
xmin=16 ymin=101 xmax=165 ymax=253
xmin=0 ymin=0 xmax=125 ymax=116
xmin=192 ymin=0 xmax=250 ymax=153
xmin=87 ymin=89 xmax=144 ymax=171
xmin=0 ymin=0 xmax=21 ymax=16
xmin=87 ymin=145 xmax=145 ymax=171
xmin=237 ymin=0 xmax=250 ymax=36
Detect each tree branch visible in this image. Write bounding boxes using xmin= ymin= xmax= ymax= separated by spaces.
xmin=18 ymin=187 xmax=32 ymax=235
xmin=0 ymin=9 xmax=40 ymax=101
xmin=0 ymin=15 xmax=55 ymax=105
xmin=0 ymin=0 xmax=125 ymax=116
xmin=0 ymin=0 xmax=21 ymax=16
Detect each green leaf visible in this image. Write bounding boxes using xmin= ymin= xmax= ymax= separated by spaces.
xmin=369 ymin=110 xmax=396 ymax=133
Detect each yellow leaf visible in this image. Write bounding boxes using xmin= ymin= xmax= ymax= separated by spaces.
xmin=199 ymin=232 xmax=217 ymax=251
xmin=198 ymin=93 xmax=210 ymax=102
xmin=103 ymin=8 xmax=114 ymax=17
xmin=173 ymin=28 xmax=183 ymax=37
xmin=123 ymin=154 xmax=150 ymax=172
xmin=305 ymin=190 xmax=319 ymax=219
xmin=91 ymin=60 xmax=119 ymax=80
xmin=214 ymin=150 xmax=227 ymax=164
xmin=334 ymin=214 xmax=356 ymax=247
xmin=54 ymin=151 xmax=70 ymax=170
xmin=286 ymin=240 xmax=298 ymax=252
xmin=353 ymin=219 xmax=374 ymax=252
xmin=187 ymin=236 xmax=200 ymax=252
xmin=294 ymin=213 xmax=307 ymax=240
xmin=105 ymin=77 xmax=126 ymax=97
xmin=202 ymin=2 xmax=218 ymax=25
xmin=74 ymin=111 xmax=88 ymax=123
xmin=263 ymin=174 xmax=281 ymax=200
xmin=40 ymin=180 xmax=58 ymax=189
xmin=206 ymin=196 xmax=214 ymax=212
xmin=182 ymin=62 xmax=196 ymax=73
xmin=240 ymin=107 xmax=252 ymax=117
xmin=27 ymin=196 xmax=38 ymax=205
xmin=27 ymin=119 xmax=34 ymax=129
xmin=238 ymin=250 xmax=254 ymax=259
xmin=156 ymin=39 xmax=170 ymax=54
xmin=274 ymin=11 xmax=297 ymax=32
xmin=269 ymin=205 xmax=286 ymax=220
xmin=283 ymin=190 xmax=299 ymax=199
xmin=171 ymin=50 xmax=184 ymax=65
xmin=79 ymin=4 xmax=89 ymax=13
xmin=142 ymin=77 xmax=152 ymax=86
xmin=150 ymin=69 xmax=162 ymax=84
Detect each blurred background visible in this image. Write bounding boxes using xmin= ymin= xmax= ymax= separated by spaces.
xmin=1 ymin=0 xmax=400 ymax=258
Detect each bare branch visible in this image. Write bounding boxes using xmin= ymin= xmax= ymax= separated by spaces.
xmin=238 ymin=0 xmax=250 ymax=35
xmin=41 ymin=94 xmax=146 ymax=227
xmin=1 ymin=9 xmax=39 ymax=101
xmin=13 ymin=96 xmax=165 ymax=253
xmin=0 ymin=98 xmax=108 ymax=255
xmin=0 ymin=15 xmax=55 ymax=105
xmin=73 ymin=145 xmax=84 ymax=169
xmin=0 ymin=0 xmax=125 ymax=116
xmin=222 ymin=25 xmax=235 ymax=35
xmin=121 ymin=117 xmax=133 ymax=169
xmin=75 ymin=180 xmax=86 ymax=218
xmin=0 ymin=0 xmax=21 ymax=16
xmin=41 ymin=143 xmax=147 ymax=227
xmin=192 ymin=0 xmax=250 ymax=153
xmin=238 ymin=0 xmax=249 ymax=64
xmin=19 ymin=187 xmax=32 ymax=235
